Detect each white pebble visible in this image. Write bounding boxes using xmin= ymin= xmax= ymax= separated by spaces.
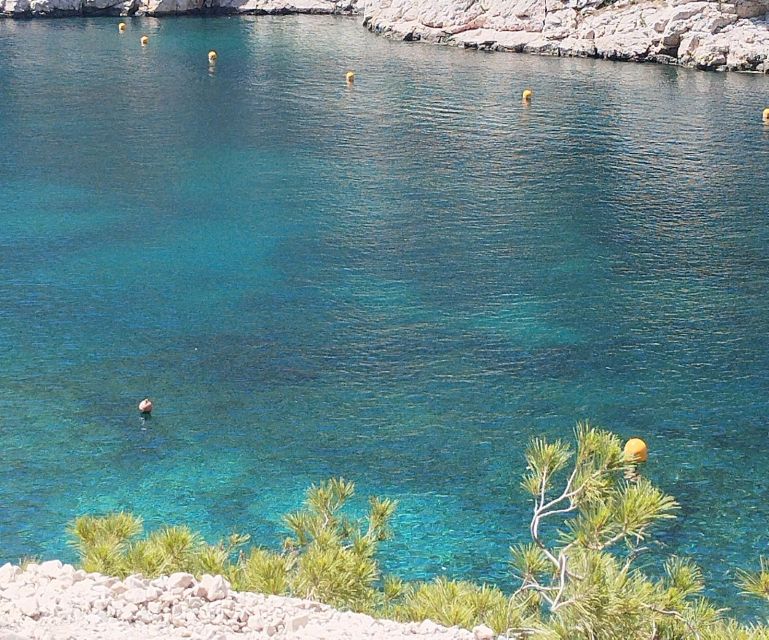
xmin=473 ymin=624 xmax=495 ymax=640
xmin=17 ymin=596 xmax=41 ymax=619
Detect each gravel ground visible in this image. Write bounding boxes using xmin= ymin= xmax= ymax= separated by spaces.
xmin=0 ymin=561 xmax=498 ymax=640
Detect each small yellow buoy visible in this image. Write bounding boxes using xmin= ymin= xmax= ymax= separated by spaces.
xmin=118 ymin=22 xmax=126 ymax=33
xmin=623 ymin=438 xmax=648 ymax=463
xmin=522 ymin=88 xmax=533 ymax=102
xmin=763 ymin=107 xmax=769 ymax=122
xmin=140 ymin=35 xmax=149 ymax=46
xmin=346 ymin=70 xmax=355 ymax=84
xmin=208 ymin=50 xmax=218 ymax=63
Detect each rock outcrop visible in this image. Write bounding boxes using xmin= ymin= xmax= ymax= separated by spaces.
xmin=361 ymin=0 xmax=769 ymax=70
xmin=0 ymin=561 xmax=487 ymax=640
xmin=0 ymin=0 xmax=767 ymax=71
xmin=0 ymin=0 xmax=356 ymax=17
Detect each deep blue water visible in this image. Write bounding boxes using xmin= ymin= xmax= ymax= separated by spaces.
xmin=1 ymin=14 xmax=769 ymax=618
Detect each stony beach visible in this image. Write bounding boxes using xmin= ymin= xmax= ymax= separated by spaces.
xmin=0 ymin=561 xmax=500 ymax=640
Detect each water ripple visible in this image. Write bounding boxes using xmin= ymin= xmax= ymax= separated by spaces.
xmin=1 ymin=14 xmax=769 ymax=618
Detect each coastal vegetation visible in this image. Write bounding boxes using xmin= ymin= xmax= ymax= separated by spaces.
xmin=67 ymin=423 xmax=769 ymax=639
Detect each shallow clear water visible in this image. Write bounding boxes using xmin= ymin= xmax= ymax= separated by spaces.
xmin=1 ymin=14 xmax=769 ymax=617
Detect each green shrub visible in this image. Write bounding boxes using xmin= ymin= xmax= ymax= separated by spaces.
xmin=391 ymin=577 xmax=539 ymax=634
xmin=65 ymin=423 xmax=769 ymax=639
xmin=234 ymin=547 xmax=289 ymax=594
xmin=68 ymin=478 xmax=394 ymax=613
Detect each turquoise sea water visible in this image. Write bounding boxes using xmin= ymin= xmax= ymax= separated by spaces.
xmin=1 ymin=14 xmax=769 ymax=617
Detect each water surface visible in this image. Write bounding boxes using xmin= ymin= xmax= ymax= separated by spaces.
xmin=1 ymin=14 xmax=769 ymax=617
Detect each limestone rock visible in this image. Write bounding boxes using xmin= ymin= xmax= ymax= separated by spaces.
xmin=16 ymin=597 xmax=40 ymax=619
xmin=473 ymin=624 xmax=495 ymax=640
xmin=37 ymin=561 xmax=63 ymax=579
xmin=418 ymin=619 xmax=441 ymax=634
xmin=1 ymin=0 xmax=768 ymax=70
xmin=362 ymin=0 xmax=769 ymax=70
xmin=247 ymin=615 xmax=264 ymax=630
xmin=214 ymin=0 xmax=341 ymax=13
xmin=0 ymin=564 xmax=20 ymax=586
xmin=195 ymin=575 xmax=229 ymax=602
xmin=122 ymin=575 xmax=147 ymax=590
xmin=122 ymin=588 xmax=151 ymax=605
xmin=286 ymin=612 xmax=309 ymax=632
xmin=167 ymin=573 xmax=195 ymax=591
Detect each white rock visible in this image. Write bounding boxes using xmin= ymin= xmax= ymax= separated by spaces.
xmin=123 ymin=575 xmax=147 ymax=590
xmin=118 ymin=602 xmax=139 ymax=621
xmin=146 ymin=586 xmax=163 ymax=601
xmin=473 ymin=624 xmax=496 ymax=640
xmin=150 ymin=576 xmax=168 ymax=589
xmin=196 ymin=574 xmax=229 ymax=602
xmin=0 ymin=564 xmax=20 ymax=586
xmin=122 ymin=588 xmax=150 ymax=605
xmin=13 ymin=584 xmax=36 ymax=599
xmin=362 ymin=0 xmax=769 ymax=70
xmin=166 ymin=572 xmax=195 ymax=591
xmin=136 ymin=609 xmax=154 ymax=624
xmin=17 ymin=596 xmax=40 ymax=619
xmin=53 ymin=574 xmax=75 ymax=589
xmin=735 ymin=0 xmax=769 ymax=17
xmin=417 ymin=619 xmax=441 ymax=634
xmin=37 ymin=560 xmax=63 ymax=578
xmin=286 ymin=612 xmax=310 ymax=632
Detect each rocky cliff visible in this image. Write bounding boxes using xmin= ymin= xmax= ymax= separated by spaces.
xmin=0 ymin=0 xmax=354 ymax=17
xmin=1 ymin=0 xmax=767 ymax=71
xmin=361 ymin=0 xmax=769 ymax=70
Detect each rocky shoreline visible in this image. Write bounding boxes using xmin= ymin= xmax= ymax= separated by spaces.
xmin=0 ymin=0 xmax=356 ymax=19
xmin=1 ymin=0 xmax=768 ymax=73
xmin=0 ymin=561 xmax=500 ymax=640
xmin=361 ymin=0 xmax=769 ymax=71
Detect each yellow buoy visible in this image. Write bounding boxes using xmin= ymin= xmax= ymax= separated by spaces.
xmin=763 ymin=107 xmax=769 ymax=122
xmin=522 ymin=88 xmax=533 ymax=102
xmin=623 ymin=438 xmax=648 ymax=463
xmin=118 ymin=22 xmax=126 ymax=32
xmin=346 ymin=70 xmax=355 ymax=84
xmin=208 ymin=50 xmax=218 ymax=63
xmin=140 ymin=35 xmax=149 ymax=46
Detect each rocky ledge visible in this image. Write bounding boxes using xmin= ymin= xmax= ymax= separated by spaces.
xmin=361 ymin=0 xmax=769 ymax=71
xmin=0 ymin=561 xmax=501 ymax=640
xmin=0 ymin=0 xmax=355 ymax=18
xmin=1 ymin=0 xmax=767 ymax=72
